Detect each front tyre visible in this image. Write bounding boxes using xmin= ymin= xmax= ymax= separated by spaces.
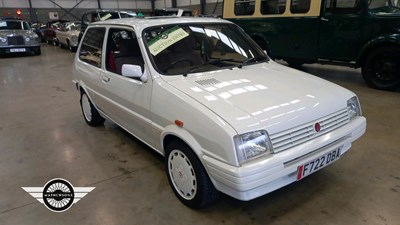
xmin=165 ymin=141 xmax=218 ymax=209
xmin=80 ymin=92 xmax=105 ymax=126
xmin=68 ymin=41 xmax=76 ymax=52
xmin=362 ymin=46 xmax=400 ymax=91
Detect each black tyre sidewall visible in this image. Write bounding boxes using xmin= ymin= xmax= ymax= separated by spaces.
xmin=80 ymin=92 xmax=105 ymax=126
xmin=165 ymin=141 xmax=218 ymax=209
xmin=362 ymin=46 xmax=400 ymax=91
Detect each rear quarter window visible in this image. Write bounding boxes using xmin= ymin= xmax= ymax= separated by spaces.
xmin=79 ymin=27 xmax=106 ymax=68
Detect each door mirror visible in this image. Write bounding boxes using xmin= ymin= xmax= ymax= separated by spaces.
xmin=121 ymin=64 xmax=147 ymax=82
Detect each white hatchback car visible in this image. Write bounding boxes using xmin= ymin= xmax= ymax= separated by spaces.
xmin=73 ymin=16 xmax=366 ymax=208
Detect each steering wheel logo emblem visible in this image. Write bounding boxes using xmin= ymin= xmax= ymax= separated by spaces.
xmin=42 ymin=179 xmax=75 ymax=212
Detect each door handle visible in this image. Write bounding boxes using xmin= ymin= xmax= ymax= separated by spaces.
xmin=321 ymin=17 xmax=329 ymax=22
xmin=102 ymin=76 xmax=110 ymax=83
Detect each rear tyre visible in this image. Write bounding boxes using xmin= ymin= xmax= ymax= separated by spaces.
xmin=362 ymin=46 xmax=400 ymax=91
xmin=165 ymin=141 xmax=219 ymax=209
xmin=80 ymin=92 xmax=105 ymax=126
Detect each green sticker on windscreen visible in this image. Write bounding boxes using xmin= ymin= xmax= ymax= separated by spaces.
xmin=148 ymin=26 xmax=189 ymax=56
xmin=100 ymin=13 xmax=112 ymax=21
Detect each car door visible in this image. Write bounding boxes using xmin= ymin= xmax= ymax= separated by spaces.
xmin=76 ymin=27 xmax=106 ymax=107
xmin=97 ymin=26 xmax=154 ymax=146
xmin=318 ymin=0 xmax=364 ymax=61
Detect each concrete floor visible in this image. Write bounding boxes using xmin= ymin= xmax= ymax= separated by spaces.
xmin=0 ymin=44 xmax=399 ymax=225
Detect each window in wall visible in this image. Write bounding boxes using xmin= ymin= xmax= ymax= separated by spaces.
xmin=234 ymin=0 xmax=256 ymax=15
xmin=79 ymin=27 xmax=106 ymax=68
xmin=261 ymin=0 xmax=286 ymax=14
xmin=291 ymin=0 xmax=311 ymax=13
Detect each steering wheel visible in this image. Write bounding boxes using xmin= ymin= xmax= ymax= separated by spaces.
xmin=162 ymin=58 xmax=193 ymax=72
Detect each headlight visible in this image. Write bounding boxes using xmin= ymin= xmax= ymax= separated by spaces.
xmin=347 ymin=96 xmax=361 ymax=120
xmin=234 ymin=130 xmax=273 ymax=164
xmin=0 ymin=37 xmax=6 ymax=43
xmin=25 ymin=37 xmax=30 ymax=42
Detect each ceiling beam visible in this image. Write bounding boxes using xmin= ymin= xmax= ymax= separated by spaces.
xmin=47 ymin=0 xmax=81 ymax=20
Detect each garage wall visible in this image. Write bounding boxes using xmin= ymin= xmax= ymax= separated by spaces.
xmin=0 ymin=0 xmax=152 ymax=22
xmin=0 ymin=0 xmax=152 ymax=9
xmin=0 ymin=0 xmax=223 ymax=22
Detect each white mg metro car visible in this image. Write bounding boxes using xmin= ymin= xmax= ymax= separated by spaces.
xmin=73 ymin=17 xmax=366 ymax=208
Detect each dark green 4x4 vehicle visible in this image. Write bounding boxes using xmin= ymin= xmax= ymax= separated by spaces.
xmin=224 ymin=0 xmax=400 ymax=90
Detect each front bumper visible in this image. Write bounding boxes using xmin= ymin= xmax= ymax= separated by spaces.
xmin=203 ymin=116 xmax=366 ymax=201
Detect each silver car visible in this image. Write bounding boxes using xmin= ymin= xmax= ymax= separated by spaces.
xmin=55 ymin=22 xmax=80 ymax=52
xmin=0 ymin=18 xmax=41 ymax=55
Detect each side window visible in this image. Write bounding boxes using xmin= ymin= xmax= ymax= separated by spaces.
xmin=105 ymin=28 xmax=144 ymax=76
xmin=235 ymin=0 xmax=256 ymax=15
xmin=79 ymin=27 xmax=106 ymax=68
xmin=291 ymin=0 xmax=311 ymax=13
xmin=261 ymin=0 xmax=286 ymax=14
xmin=325 ymin=0 xmax=361 ymax=13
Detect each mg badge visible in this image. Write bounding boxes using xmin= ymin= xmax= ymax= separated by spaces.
xmin=314 ymin=123 xmax=321 ymax=132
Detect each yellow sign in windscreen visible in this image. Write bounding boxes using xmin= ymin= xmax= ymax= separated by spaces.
xmin=148 ymin=26 xmax=189 ymax=56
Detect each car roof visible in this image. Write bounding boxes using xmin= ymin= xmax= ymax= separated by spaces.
xmin=89 ymin=16 xmax=231 ymax=33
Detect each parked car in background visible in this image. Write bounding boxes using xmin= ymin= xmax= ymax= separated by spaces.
xmin=79 ymin=10 xmax=136 ymax=41
xmin=31 ymin=22 xmax=47 ymax=42
xmin=43 ymin=19 xmax=69 ymax=45
xmin=73 ymin=16 xmax=366 ymax=208
xmin=55 ymin=21 xmax=80 ymax=52
xmin=0 ymin=18 xmax=41 ymax=55
xmin=152 ymin=8 xmax=192 ymax=16
xmin=223 ymin=0 xmax=400 ymax=91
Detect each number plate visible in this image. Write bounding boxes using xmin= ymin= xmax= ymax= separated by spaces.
xmin=297 ymin=147 xmax=341 ymax=180
xmin=10 ymin=48 xmax=26 ymax=52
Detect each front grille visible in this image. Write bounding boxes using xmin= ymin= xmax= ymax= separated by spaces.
xmin=8 ymin=36 xmax=24 ymax=45
xmin=270 ymin=108 xmax=350 ymax=153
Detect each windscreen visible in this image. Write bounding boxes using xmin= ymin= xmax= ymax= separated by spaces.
xmin=0 ymin=21 xmax=30 ymax=30
xmin=143 ymin=23 xmax=268 ymax=75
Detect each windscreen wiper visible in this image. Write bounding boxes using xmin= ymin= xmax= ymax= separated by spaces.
xmin=238 ymin=56 xmax=269 ymax=68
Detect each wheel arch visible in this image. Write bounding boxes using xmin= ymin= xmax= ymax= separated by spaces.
xmin=161 ymin=125 xmax=203 ymax=158
xmin=77 ymin=82 xmax=100 ymax=110
xmin=357 ymin=36 xmax=400 ymax=68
